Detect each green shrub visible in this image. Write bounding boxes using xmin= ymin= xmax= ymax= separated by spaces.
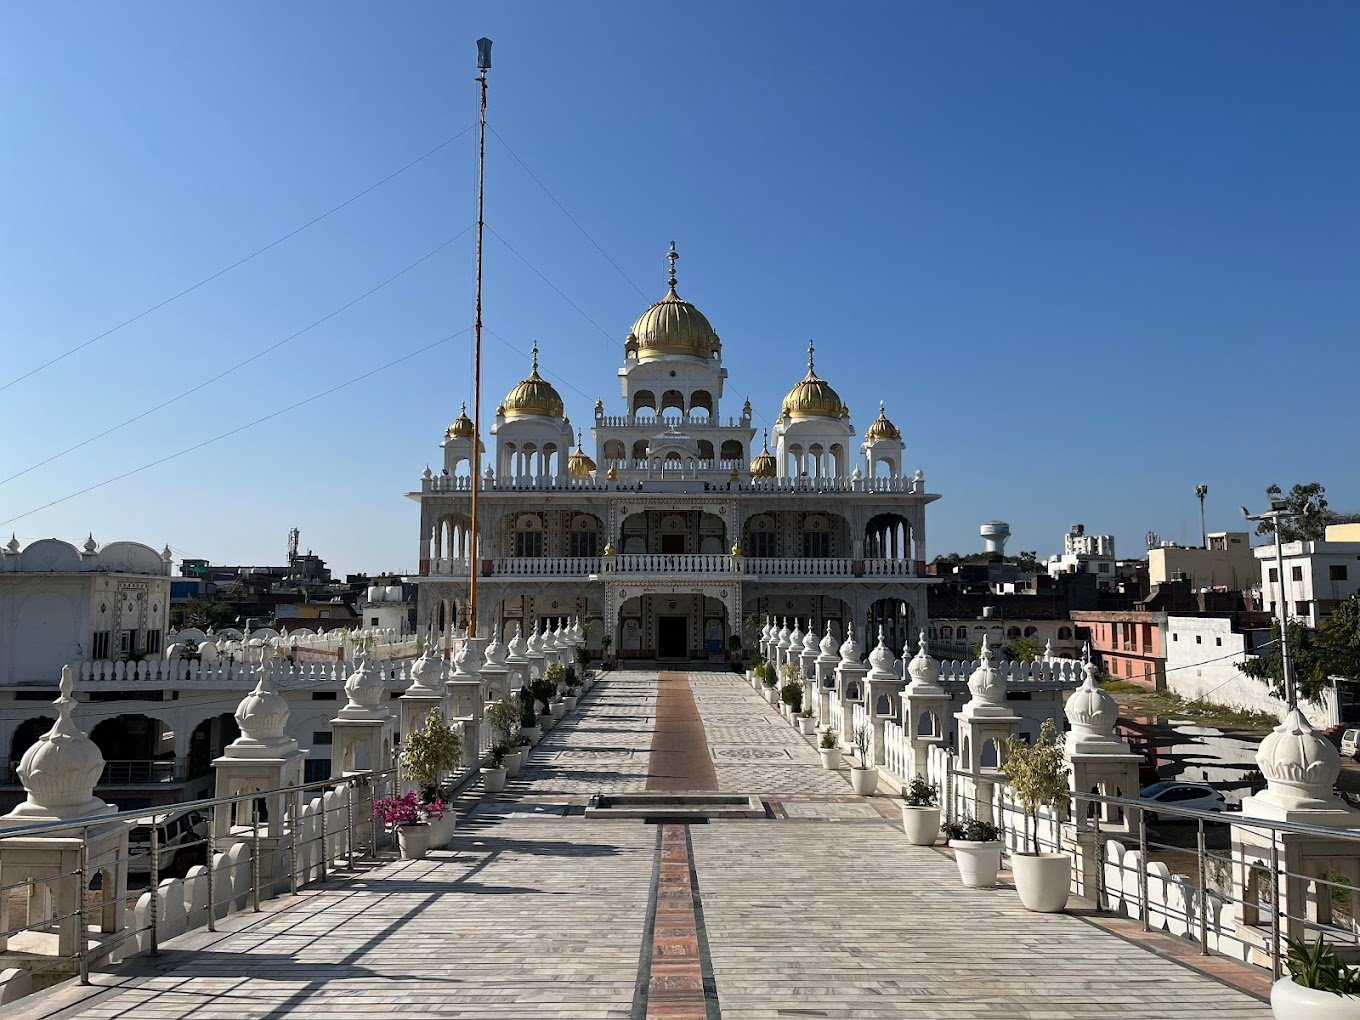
xmin=902 ymin=776 xmax=938 ymax=807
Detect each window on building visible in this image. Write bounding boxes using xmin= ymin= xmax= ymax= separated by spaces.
xmin=802 ymin=531 xmax=831 ymax=558
xmin=1216 ymin=637 xmax=1222 ymax=646
xmin=303 ymin=759 xmax=332 ymax=784
xmin=515 ymin=531 xmax=544 ymax=557
xmin=1291 ymin=566 xmax=1303 ymax=582
xmin=92 ymin=631 xmax=111 ymax=660
xmin=1269 ymin=568 xmax=1279 ymax=583
xmin=312 ymin=731 xmax=333 ymax=746
xmin=1172 ymin=633 xmax=1178 ymax=641
xmin=370 ymin=616 xmax=380 ymax=626
xmin=119 ymin=630 xmax=134 ymax=655
xmin=1296 ymin=601 xmax=1310 ymax=616
xmin=312 ymin=691 xmax=338 ymax=701
xmin=1331 ymin=565 xmax=1349 ymax=582
xmin=1195 ymin=635 xmax=1202 ymax=644
xmin=1099 ymin=563 xmax=1111 ymax=573
xmin=568 ymin=531 xmax=598 ymax=558
xmin=144 ymin=631 xmax=162 ymax=655
xmin=748 ymin=531 xmax=776 ymax=558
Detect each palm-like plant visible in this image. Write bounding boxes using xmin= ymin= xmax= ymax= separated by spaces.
xmin=1003 ymin=718 xmax=1070 ymax=854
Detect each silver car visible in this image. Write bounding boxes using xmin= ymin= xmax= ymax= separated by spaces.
xmin=1138 ymin=781 xmax=1226 ymax=822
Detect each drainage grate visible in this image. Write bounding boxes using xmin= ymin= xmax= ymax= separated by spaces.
xmin=584 ymin=792 xmax=765 ymax=820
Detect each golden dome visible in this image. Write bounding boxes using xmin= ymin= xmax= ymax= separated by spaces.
xmin=782 ymin=343 xmax=847 ymax=420
xmin=627 ymin=243 xmax=720 ymax=360
xmin=750 ymin=431 xmax=777 ymax=478
xmin=502 ymin=343 xmax=565 ymax=419
xmin=567 ymin=432 xmax=596 ymax=478
xmin=445 ymin=402 xmax=474 ymax=439
xmin=864 ymin=403 xmax=901 ymax=441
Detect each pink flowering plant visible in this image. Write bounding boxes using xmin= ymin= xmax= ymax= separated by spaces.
xmin=373 ymin=791 xmax=443 ymax=828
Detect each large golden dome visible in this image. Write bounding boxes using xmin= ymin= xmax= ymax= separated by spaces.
xmin=445 ymin=402 xmax=474 ymax=439
xmin=626 ymin=243 xmax=720 ymax=360
xmin=782 ymin=342 xmax=848 ymax=420
xmin=502 ymin=343 xmax=565 ymax=419
xmin=864 ymin=403 xmax=900 ymax=441
xmin=749 ymin=432 xmax=777 ymax=478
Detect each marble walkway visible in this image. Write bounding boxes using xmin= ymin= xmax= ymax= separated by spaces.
xmin=13 ymin=669 xmax=1270 ymax=1019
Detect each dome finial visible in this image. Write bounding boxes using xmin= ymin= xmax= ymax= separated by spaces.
xmin=667 ymin=240 xmax=678 ymax=290
xmin=530 ymin=340 xmax=539 ymax=373
xmin=807 ymin=339 xmax=816 ymax=372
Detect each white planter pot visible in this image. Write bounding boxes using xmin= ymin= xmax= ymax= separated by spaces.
xmin=565 ymin=695 xmax=578 ymax=711
xmin=551 ymin=701 xmax=567 ymax=720
xmin=819 ymin=747 xmax=841 ymax=770
xmin=1271 ymin=977 xmax=1360 ymax=1019
xmin=763 ymin=686 xmax=779 ymax=704
xmin=849 ymin=766 xmax=879 ymax=796
xmin=522 ymin=725 xmax=542 ymax=747
xmin=426 ymin=812 xmax=456 ymax=849
xmin=798 ymin=716 xmax=816 ymax=736
xmin=481 ymin=766 xmax=507 ymax=794
xmin=1011 ymin=852 xmax=1071 ymax=913
xmin=504 ymin=748 xmax=524 ymax=778
xmin=949 ymin=839 xmax=1002 ymax=888
xmin=900 ymin=804 xmax=941 ymax=845
xmin=397 ymin=823 xmax=430 ymax=860
xmin=539 ymin=713 xmax=554 ymax=732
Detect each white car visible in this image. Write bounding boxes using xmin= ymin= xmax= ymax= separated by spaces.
xmin=128 ymin=809 xmax=208 ymax=876
xmin=1138 ymin=781 xmax=1226 ymax=822
xmin=1341 ymin=728 xmax=1360 ymax=760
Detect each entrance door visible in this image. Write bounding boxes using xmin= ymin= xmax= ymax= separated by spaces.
xmin=660 ymin=534 xmax=685 ymax=554
xmin=657 ymin=616 xmax=688 ymax=659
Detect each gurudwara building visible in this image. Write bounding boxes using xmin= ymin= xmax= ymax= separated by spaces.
xmin=409 ymin=246 xmax=937 ymax=659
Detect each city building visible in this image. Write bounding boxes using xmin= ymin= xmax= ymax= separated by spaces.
xmin=1046 ymin=523 xmax=1117 ymax=590
xmin=1256 ymin=523 xmax=1360 ymax=628
xmin=409 ymin=247 xmax=938 ymax=656
xmin=1148 ymin=531 xmax=1256 ymax=590
xmin=1070 ymin=608 xmax=1166 ymax=688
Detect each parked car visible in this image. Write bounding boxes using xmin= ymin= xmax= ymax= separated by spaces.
xmin=1137 ymin=781 xmax=1226 ymax=822
xmin=128 ymin=809 xmax=208 ymax=876
xmin=1341 ymin=728 xmax=1360 ymax=760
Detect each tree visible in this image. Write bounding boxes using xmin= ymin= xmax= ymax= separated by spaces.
xmin=1255 ymin=483 xmax=1330 ymax=542
xmin=1239 ymin=593 xmax=1360 ymax=705
xmin=170 ymin=599 xmax=237 ymax=631
xmin=1317 ymin=592 xmax=1360 ymax=684
xmin=1005 ymin=636 xmax=1045 ymax=663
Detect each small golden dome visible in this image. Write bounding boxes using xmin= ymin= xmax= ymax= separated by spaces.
xmin=864 ymin=403 xmax=901 ymax=441
xmin=750 ymin=431 xmax=777 ymax=478
xmin=782 ymin=341 xmax=848 ymax=420
xmin=628 ymin=243 xmax=720 ymax=360
xmin=445 ymin=402 xmax=474 ymax=439
xmin=567 ymin=432 xmax=596 ymax=478
xmin=502 ymin=342 xmax=565 ymax=419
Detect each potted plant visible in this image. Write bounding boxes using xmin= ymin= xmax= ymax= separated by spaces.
xmin=546 ymin=662 xmax=568 ymax=720
xmin=481 ymin=744 xmax=508 ymax=795
xmin=1003 ymin=718 xmax=1072 ymax=913
xmin=600 ymin=633 xmax=613 ymax=667
xmin=798 ymin=706 xmax=816 ymax=736
xmin=728 ymin=633 xmax=743 ymax=665
xmin=1273 ymin=935 xmax=1360 ymax=1018
xmin=780 ymin=675 xmax=803 ymax=721
xmin=900 ymin=776 xmax=942 ymax=845
xmin=752 ymin=661 xmax=768 ymax=691
xmin=943 ymin=817 xmax=1002 ymax=888
xmin=849 ymin=723 xmax=878 ymax=796
xmin=530 ymin=674 xmax=556 ymax=730
xmin=819 ymin=728 xmax=841 ymax=770
xmin=563 ymin=665 xmax=582 ymax=710
xmin=518 ymin=684 xmax=542 ymax=746
xmin=486 ymin=695 xmax=523 ymax=777
xmin=761 ymin=666 xmax=779 ymax=703
xmin=574 ymin=644 xmax=591 ymax=688
xmin=374 ymin=792 xmax=431 ymax=860
xmin=400 ymin=708 xmax=462 ymax=848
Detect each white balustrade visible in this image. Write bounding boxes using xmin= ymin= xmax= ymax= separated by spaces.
xmin=420 ymin=471 xmax=927 ymax=495
xmin=881 ymin=719 xmax=910 ymax=780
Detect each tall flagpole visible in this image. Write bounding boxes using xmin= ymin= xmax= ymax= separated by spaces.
xmin=469 ymin=37 xmax=492 ymax=645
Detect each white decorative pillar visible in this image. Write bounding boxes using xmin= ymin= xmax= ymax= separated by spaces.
xmin=0 ymin=667 xmax=130 ymax=963
xmin=813 ymin=622 xmax=840 ymax=724
xmin=525 ymin=623 xmax=547 ymax=684
xmin=480 ymin=631 xmax=511 ymax=702
xmin=903 ymin=632 xmax=950 ymax=781
xmin=954 ymin=636 xmax=1021 ymax=826
xmin=445 ymin=640 xmax=486 ymax=769
xmin=213 ymin=657 xmax=307 ymax=897
xmin=1232 ymin=709 xmax=1360 ymax=961
xmin=1063 ymin=661 xmax=1143 ymax=898
xmin=832 ymin=625 xmax=867 ymax=750
xmin=786 ymin=619 xmax=805 ymax=678
xmin=775 ymin=618 xmax=792 ymax=670
xmin=798 ymin=623 xmax=819 ymax=689
xmin=398 ymin=641 xmax=447 ymax=793
xmin=759 ymin=616 xmax=774 ymax=663
xmin=862 ymin=630 xmax=905 ymax=768
xmin=504 ymin=623 xmax=531 ymax=691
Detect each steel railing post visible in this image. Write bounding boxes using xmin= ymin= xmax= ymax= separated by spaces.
xmin=346 ymin=783 xmax=356 ymax=867
xmin=1139 ymin=805 xmax=1150 ymax=933
xmin=149 ymin=812 xmax=160 ymax=956
xmin=318 ymin=784 xmax=329 ymax=882
xmin=76 ymin=824 xmax=89 ymax=984
xmin=205 ymin=825 xmax=216 ymax=933
xmin=1092 ymin=806 xmax=1104 ymax=912
xmin=251 ymin=799 xmax=262 ymax=912
xmin=290 ymin=787 xmax=301 ymax=896
xmin=1197 ymin=818 xmax=1210 ymax=956
xmin=1270 ymin=834 xmax=1282 ymax=980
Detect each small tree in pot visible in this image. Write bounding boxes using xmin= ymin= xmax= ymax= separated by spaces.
xmin=518 ymin=681 xmax=542 ymax=745
xmin=481 ymin=743 xmax=509 ymax=794
xmin=1273 ymin=934 xmax=1360 ymax=1017
xmin=1003 ymin=718 xmax=1072 ymax=912
xmin=900 ymin=776 xmax=941 ymax=845
xmin=779 ymin=675 xmax=803 ymax=719
xmin=486 ymin=695 xmax=524 ymax=777
xmin=818 ymin=728 xmax=841 ymax=770
xmin=849 ymin=723 xmax=878 ymax=796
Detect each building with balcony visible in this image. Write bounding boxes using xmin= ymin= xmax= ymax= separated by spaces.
xmin=1256 ymin=523 xmax=1360 ymax=628
xmin=410 ymin=246 xmax=939 ymax=658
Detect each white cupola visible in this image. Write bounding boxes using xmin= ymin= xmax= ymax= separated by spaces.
xmin=7 ymin=666 xmax=111 ymax=821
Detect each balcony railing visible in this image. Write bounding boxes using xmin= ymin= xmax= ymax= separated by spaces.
xmin=424 ymin=555 xmax=922 ymax=579
xmin=420 ymin=473 xmax=928 ymax=495
xmin=5 ymin=759 xmax=182 ymax=785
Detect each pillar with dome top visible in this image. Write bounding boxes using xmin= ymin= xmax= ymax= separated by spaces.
xmin=903 ymin=631 xmax=950 ymax=781
xmin=831 ymin=623 xmax=867 ymax=750
xmin=954 ymin=635 xmax=1022 ymax=826
xmin=862 ymin=629 xmax=906 ymax=768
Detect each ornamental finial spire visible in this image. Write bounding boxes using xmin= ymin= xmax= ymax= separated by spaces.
xmin=530 ymin=340 xmax=539 ymax=373
xmin=667 ymin=241 xmax=678 ymax=289
xmin=761 ymin=427 xmax=769 ymax=451
xmin=807 ymin=339 xmax=816 ymax=372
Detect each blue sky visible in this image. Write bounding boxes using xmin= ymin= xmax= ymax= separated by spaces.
xmin=2 ymin=3 xmax=1357 ymax=575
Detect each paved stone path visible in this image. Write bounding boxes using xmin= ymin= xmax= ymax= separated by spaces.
xmin=14 ymin=669 xmax=1270 ymax=1019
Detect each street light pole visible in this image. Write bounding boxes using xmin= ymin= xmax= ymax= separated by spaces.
xmin=1242 ymin=494 xmax=1312 ymax=712
xmin=1195 ymin=484 xmax=1208 ymax=548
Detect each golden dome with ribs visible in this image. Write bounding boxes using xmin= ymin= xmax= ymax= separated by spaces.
xmin=864 ymin=404 xmax=900 ymax=441
xmin=445 ymin=403 xmax=474 ymax=439
xmin=501 ymin=343 xmax=565 ymax=419
xmin=626 ymin=243 xmax=720 ymax=360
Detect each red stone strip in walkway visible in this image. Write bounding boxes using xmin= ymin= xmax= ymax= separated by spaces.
xmin=648 ymin=671 xmax=718 ymax=791
xmin=646 ymin=823 xmax=718 ymax=1020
